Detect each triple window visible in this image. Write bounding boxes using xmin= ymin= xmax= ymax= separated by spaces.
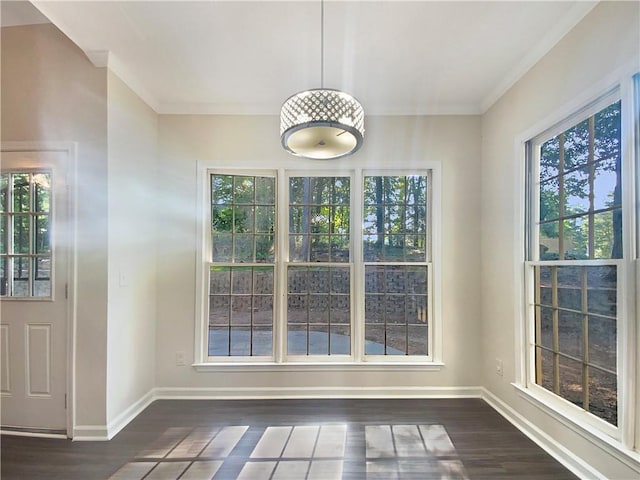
xmin=203 ymin=170 xmax=435 ymax=362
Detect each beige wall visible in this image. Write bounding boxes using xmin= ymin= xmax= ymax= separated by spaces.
xmin=480 ymin=2 xmax=639 ymax=478
xmin=106 ymin=72 xmax=158 ymax=426
xmin=1 ymin=23 xmax=109 ymax=429
xmin=156 ymin=114 xmax=483 ymax=390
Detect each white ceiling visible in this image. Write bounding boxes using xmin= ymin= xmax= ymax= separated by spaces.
xmin=6 ymin=1 xmax=598 ymax=115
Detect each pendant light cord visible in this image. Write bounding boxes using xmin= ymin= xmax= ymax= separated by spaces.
xmin=320 ymin=0 xmax=324 ymax=88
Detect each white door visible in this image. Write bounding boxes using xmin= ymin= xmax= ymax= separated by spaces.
xmin=0 ymin=149 xmax=70 ymax=433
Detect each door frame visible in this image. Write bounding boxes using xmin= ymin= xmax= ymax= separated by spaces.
xmin=1 ymin=141 xmax=77 ymax=438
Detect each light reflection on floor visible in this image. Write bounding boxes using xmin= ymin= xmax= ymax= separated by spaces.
xmin=109 ymin=423 xmax=467 ymax=479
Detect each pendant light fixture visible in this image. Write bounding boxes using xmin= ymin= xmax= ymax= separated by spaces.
xmin=280 ymin=0 xmax=364 ymax=160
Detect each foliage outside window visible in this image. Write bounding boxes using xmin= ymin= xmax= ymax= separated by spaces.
xmin=287 ymin=177 xmax=351 ymax=356
xmin=363 ymin=176 xmax=429 ymax=356
xmin=527 ymin=95 xmax=624 ymax=427
xmin=0 ymin=171 xmax=52 ymax=298
xmin=208 ymin=174 xmax=276 ymax=357
xmin=205 ymin=170 xmax=433 ymax=362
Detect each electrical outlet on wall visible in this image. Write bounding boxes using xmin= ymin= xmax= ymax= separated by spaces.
xmin=496 ymin=358 xmax=503 ymax=377
xmin=176 ymin=351 xmax=186 ymax=366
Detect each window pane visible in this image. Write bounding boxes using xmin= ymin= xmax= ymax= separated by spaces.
xmin=535 ymin=100 xmax=622 ymax=262
xmin=562 ymin=216 xmax=588 ymax=259
xmin=13 ymin=174 xmax=30 ymax=212
xmin=587 ymin=265 xmax=616 ymax=317
xmin=533 ymin=263 xmax=619 ymax=425
xmin=211 ymin=174 xmax=275 ymax=263
xmin=557 ymin=266 xmax=581 ymax=311
xmin=287 ymin=266 xmax=350 ymax=356
xmin=563 ymin=119 xmax=589 ymax=170
xmin=208 ymin=266 xmax=273 ymax=357
xmin=33 ymin=257 xmax=51 ymax=297
xmin=34 ymin=215 xmax=50 ymax=254
xmin=0 ymin=174 xmax=8 ymax=212
xmin=589 ymin=368 xmax=617 ymax=426
xmin=558 ymin=311 xmax=582 ymax=358
xmin=407 ymin=326 xmax=428 ymax=355
xmin=594 ymin=101 xmax=621 ymax=163
xmin=563 ymin=168 xmax=589 ymax=216
xmin=588 ymin=316 xmax=616 ymax=372
xmin=0 ymin=257 xmax=7 ymax=296
xmin=536 ymin=347 xmax=554 ymax=392
xmin=540 ymin=136 xmax=560 ymax=181
xmin=592 ymin=210 xmax=620 ymax=259
xmin=255 ymin=177 xmax=275 ymax=205
xmin=289 ymin=177 xmax=350 ymax=264
xmin=33 ymin=173 xmax=51 ymax=213
xmin=558 ymin=356 xmax=583 ymax=408
xmin=212 ymin=175 xmax=233 ymax=204
xmin=537 ymin=307 xmax=553 ymax=349
xmin=364 ymin=265 xmax=428 ymax=356
xmin=13 ymin=214 xmax=30 ymax=254
xmin=539 ymin=179 xmax=559 ymax=222
xmin=363 ymin=175 xmax=427 ymax=262
xmin=0 ymin=215 xmax=6 ymax=254
xmin=13 ymin=256 xmax=29 ymax=296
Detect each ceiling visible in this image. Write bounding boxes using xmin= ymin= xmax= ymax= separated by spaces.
xmin=4 ymin=1 xmax=597 ymax=115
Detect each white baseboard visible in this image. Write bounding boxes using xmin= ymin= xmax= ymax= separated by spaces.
xmin=106 ymin=389 xmax=156 ymax=440
xmin=71 ymin=425 xmax=110 ymax=441
xmin=69 ymin=386 xmax=482 ymax=441
xmin=481 ymin=387 xmax=605 ymax=480
xmin=153 ymin=385 xmax=484 ymax=400
xmin=72 ymin=389 xmax=155 ymax=441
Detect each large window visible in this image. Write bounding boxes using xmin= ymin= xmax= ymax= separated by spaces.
xmin=363 ymin=175 xmax=429 ymax=356
xmin=202 ymin=169 xmax=436 ymax=363
xmin=525 ymin=85 xmax=637 ymax=436
xmin=208 ymin=174 xmax=276 ymax=357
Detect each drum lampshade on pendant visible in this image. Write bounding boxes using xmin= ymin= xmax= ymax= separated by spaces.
xmin=280 ymin=2 xmax=365 ymax=160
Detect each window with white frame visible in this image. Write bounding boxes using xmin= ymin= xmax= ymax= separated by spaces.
xmin=0 ymin=171 xmax=53 ymax=297
xmin=203 ymin=169 xmax=435 ymax=363
xmin=525 ymin=80 xmax=638 ymax=436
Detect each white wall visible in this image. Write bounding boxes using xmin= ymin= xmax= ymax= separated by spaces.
xmin=156 ymin=114 xmax=483 ymax=392
xmin=480 ymin=2 xmax=639 ymax=478
xmin=1 ymin=23 xmax=110 ymax=430
xmin=106 ymin=72 xmax=158 ymax=428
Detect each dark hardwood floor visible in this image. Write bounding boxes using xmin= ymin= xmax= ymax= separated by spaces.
xmin=1 ymin=398 xmax=578 ymax=479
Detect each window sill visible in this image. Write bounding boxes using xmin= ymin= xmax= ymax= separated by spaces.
xmin=193 ymin=362 xmax=445 ymax=373
xmin=512 ymin=383 xmax=640 ymax=470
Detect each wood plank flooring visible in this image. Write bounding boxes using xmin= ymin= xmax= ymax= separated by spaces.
xmin=1 ymin=398 xmax=578 ymax=479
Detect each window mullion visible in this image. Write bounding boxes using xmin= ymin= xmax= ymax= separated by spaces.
xmin=551 ymin=266 xmax=560 ymax=395
xmin=352 ymin=169 xmax=364 ymax=361
xmin=558 ymin=133 xmax=565 ymax=261
xmin=275 ymin=168 xmax=288 ymax=363
xmin=588 ymin=116 xmax=596 ymax=259
xmin=581 ymin=266 xmax=589 ymax=410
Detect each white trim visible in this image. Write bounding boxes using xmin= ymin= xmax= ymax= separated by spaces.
xmin=515 ymin=66 xmax=640 ymax=451
xmin=197 ymin=167 xmax=443 ymax=365
xmin=482 ymin=387 xmax=608 ymax=480
xmin=71 ymin=425 xmax=110 ymax=442
xmin=511 ymin=384 xmax=640 ymax=473
xmin=620 ymin=73 xmax=639 ymax=450
xmin=154 ymin=385 xmax=482 ymax=400
xmin=106 ymin=389 xmax=155 ymax=440
xmin=515 ymin=59 xmax=640 ymax=146
xmin=192 ymin=362 xmax=444 ymax=373
xmin=1 ymin=141 xmax=78 ymax=441
xmin=481 ymin=2 xmax=598 ymax=113
xmin=0 ymin=430 xmax=66 ymax=439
